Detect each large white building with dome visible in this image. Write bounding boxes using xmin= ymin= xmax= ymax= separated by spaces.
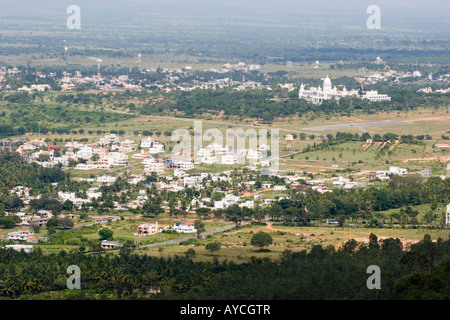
xmin=299 ymin=76 xmax=391 ymax=104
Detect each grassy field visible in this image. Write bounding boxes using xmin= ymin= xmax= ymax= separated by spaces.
xmin=138 ymin=223 xmax=450 ymax=263
xmin=2 ymin=209 xmax=448 ymax=259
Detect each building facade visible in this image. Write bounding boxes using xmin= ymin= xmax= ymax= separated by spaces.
xmin=299 ymin=76 xmax=390 ymax=104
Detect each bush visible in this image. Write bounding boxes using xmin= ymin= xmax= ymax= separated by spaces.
xmin=250 ymin=221 xmax=267 ymax=226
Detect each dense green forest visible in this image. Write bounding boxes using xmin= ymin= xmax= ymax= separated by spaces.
xmin=0 ymin=234 xmax=448 ymax=299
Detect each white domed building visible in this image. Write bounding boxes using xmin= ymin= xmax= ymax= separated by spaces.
xmin=299 ymin=75 xmax=359 ymax=104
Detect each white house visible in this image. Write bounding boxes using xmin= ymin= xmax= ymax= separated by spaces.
xmin=101 ymin=240 xmax=121 ymax=249
xmin=389 ymin=166 xmax=408 ymax=176
xmin=149 ymin=142 xmax=165 ymax=154
xmin=59 ymin=191 xmax=76 ymax=199
xmin=239 ymin=200 xmax=254 ymax=209
xmin=183 ymin=176 xmax=197 ymax=187
xmin=173 ymin=222 xmax=197 ymax=233
xmin=222 ymin=194 xmax=240 ymax=207
xmin=140 ymin=137 xmax=154 ymax=148
xmin=4 ymin=245 xmax=33 ymax=253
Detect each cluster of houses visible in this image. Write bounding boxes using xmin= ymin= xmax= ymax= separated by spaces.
xmin=3 ymin=60 xmax=449 ymax=96
xmin=5 ymin=159 xmax=443 ymax=229
xmin=192 ymin=143 xmax=271 ymax=167
xmin=13 ymin=134 xmax=168 ymax=172
xmin=1 ymin=60 xmax=270 ymax=94
xmin=59 ymin=71 xmax=142 ymax=92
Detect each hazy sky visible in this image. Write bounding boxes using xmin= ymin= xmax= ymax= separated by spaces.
xmin=0 ymin=0 xmax=448 ymax=20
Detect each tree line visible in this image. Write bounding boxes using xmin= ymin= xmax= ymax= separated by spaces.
xmin=0 ymin=234 xmax=448 ymax=299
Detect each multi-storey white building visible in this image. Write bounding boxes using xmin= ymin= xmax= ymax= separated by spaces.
xmin=362 ymin=90 xmax=392 ymax=102
xmin=118 ymin=139 xmax=137 ymax=153
xmin=145 ymin=162 xmax=165 ymax=175
xmin=107 ymin=152 xmax=128 ymax=166
xmin=176 ymin=161 xmax=194 ymax=171
xmin=76 ymin=145 xmax=93 ymax=160
xmin=99 ymin=134 xmax=120 ymax=146
xmin=140 ymin=137 xmax=154 ymax=148
xmin=389 ymin=166 xmax=408 ymax=176
xmin=136 ymin=223 xmax=159 ymax=236
xmin=149 ymin=142 xmax=165 ymax=154
xmin=7 ymin=230 xmax=35 ymax=242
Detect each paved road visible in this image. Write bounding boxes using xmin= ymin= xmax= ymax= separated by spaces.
xmin=304 ymin=121 xmax=411 ymax=132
